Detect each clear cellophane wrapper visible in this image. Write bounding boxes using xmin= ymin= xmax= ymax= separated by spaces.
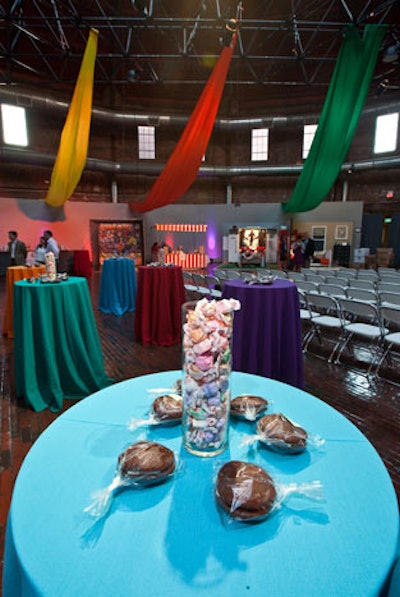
xmin=239 ymin=412 xmax=325 ymax=454
xmin=128 ymin=385 xmax=183 ymax=430
xmin=230 ymin=395 xmax=271 ymax=422
xmin=214 ymin=460 xmax=325 ymax=526
xmin=84 ymin=442 xmax=180 ymax=522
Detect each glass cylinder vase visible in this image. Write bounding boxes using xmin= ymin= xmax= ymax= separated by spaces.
xmin=181 ymin=297 xmax=240 ymax=457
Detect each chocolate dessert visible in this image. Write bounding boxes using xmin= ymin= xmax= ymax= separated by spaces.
xmin=230 ymin=394 xmax=268 ymax=420
xmin=118 ymin=441 xmax=176 ymax=485
xmin=151 ymin=394 xmax=183 ymax=423
xmin=256 ymin=413 xmax=308 ymax=454
xmin=216 ymin=460 xmax=277 ymax=521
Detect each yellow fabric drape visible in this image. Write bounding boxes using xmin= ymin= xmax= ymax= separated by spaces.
xmin=45 ymin=29 xmax=98 ymax=207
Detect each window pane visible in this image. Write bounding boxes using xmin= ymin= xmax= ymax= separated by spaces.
xmin=138 ymin=125 xmax=155 ymax=159
xmin=1 ymin=104 xmax=28 ymax=146
xmin=374 ymin=113 xmax=399 ymax=154
xmin=312 ymin=226 xmax=327 ymax=252
xmin=251 ymin=128 xmax=269 ymax=161
xmin=302 ymin=124 xmax=317 ymax=159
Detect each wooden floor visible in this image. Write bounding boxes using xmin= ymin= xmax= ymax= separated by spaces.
xmin=1 ymin=270 xmax=400 ymax=586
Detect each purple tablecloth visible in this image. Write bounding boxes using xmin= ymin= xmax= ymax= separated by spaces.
xmin=222 ymin=278 xmax=304 ymax=388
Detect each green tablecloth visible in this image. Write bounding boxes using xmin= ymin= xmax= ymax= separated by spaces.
xmin=13 ymin=277 xmax=110 ymax=412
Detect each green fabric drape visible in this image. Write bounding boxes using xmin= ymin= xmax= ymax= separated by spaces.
xmin=283 ymin=24 xmax=386 ymax=214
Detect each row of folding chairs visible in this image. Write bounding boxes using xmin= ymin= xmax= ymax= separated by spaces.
xmin=296 ymin=280 xmax=400 ymax=307
xmin=299 ymin=291 xmax=400 ymax=378
xmin=183 ymin=271 xmax=222 ymax=298
xmin=288 ymin=268 xmax=400 ymax=285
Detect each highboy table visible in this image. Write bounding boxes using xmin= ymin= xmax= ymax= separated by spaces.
xmin=3 ymin=371 xmax=398 ymax=596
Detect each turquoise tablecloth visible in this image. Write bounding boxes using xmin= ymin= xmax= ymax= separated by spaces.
xmin=3 ymin=371 xmax=399 ymax=596
xmin=13 ymin=277 xmax=110 ymax=412
xmin=98 ymin=258 xmax=137 ymax=315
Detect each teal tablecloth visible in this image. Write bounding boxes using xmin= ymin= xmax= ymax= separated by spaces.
xmin=13 ymin=277 xmax=110 ymax=412
xmin=98 ymin=257 xmax=137 ymax=315
xmin=3 ymin=371 xmax=399 ymax=596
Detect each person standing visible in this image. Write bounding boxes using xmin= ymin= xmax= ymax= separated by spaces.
xmin=43 ymin=230 xmax=60 ymax=260
xmin=291 ymin=234 xmax=305 ymax=272
xmin=7 ymin=231 xmax=27 ymax=266
xmin=34 ymin=236 xmax=47 ymax=265
xmin=302 ymin=232 xmax=315 ymax=268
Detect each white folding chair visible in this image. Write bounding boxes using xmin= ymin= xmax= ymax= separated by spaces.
xmin=204 ymin=274 xmax=222 ymax=298
xmin=192 ymin=272 xmax=211 ymax=296
xmin=303 ymin=272 xmax=323 ymax=283
xmin=296 ymin=280 xmax=319 ymax=293
xmin=357 ymin=270 xmax=379 ymax=280
xmin=376 ymin=306 xmax=400 ymax=378
xmin=297 ymin=289 xmax=319 ymax=348
xmin=336 ymin=298 xmax=387 ymax=374
xmin=274 ymin=270 xmax=288 ymax=279
xmin=303 ymin=292 xmax=347 ymax=363
xmin=348 ymin=279 xmax=376 ymax=291
xmin=377 ymin=282 xmax=400 ymax=294
xmin=183 ymin=271 xmax=199 ymax=295
xmin=346 ymin=287 xmax=377 ymax=304
xmin=318 ymin=283 xmax=347 ymax=299
xmin=379 ymin=291 xmax=400 ymax=308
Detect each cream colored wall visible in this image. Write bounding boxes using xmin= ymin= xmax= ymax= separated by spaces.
xmin=292 ymin=219 xmax=354 ymax=255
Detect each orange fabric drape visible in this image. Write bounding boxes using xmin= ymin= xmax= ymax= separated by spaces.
xmin=44 ymin=29 xmax=98 ymax=207
xmin=129 ymin=34 xmax=237 ymax=213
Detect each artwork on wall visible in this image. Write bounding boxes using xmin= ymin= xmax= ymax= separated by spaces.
xmin=90 ymin=220 xmax=144 ymax=266
xmin=335 ymin=225 xmax=348 ymax=241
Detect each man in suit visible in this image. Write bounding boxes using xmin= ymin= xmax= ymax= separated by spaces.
xmin=302 ymin=232 xmax=315 ymax=268
xmin=7 ymin=230 xmax=27 ymax=265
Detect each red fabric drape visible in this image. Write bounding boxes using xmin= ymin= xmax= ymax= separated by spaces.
xmin=129 ymin=34 xmax=237 ymax=213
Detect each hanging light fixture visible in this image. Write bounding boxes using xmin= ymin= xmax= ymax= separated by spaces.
xmin=382 ymin=41 xmax=400 ymax=63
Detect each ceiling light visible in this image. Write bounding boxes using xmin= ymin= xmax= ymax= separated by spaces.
xmin=382 ymin=42 xmax=400 ymax=63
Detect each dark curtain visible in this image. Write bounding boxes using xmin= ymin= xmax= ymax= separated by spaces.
xmin=388 ymin=214 xmax=400 ymax=268
xmin=129 ymin=34 xmax=237 ymax=214
xmin=283 ymin=24 xmax=386 ymax=214
xmin=360 ymin=214 xmax=383 ymax=253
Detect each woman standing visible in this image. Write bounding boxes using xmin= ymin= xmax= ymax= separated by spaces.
xmin=35 ymin=236 xmax=47 ymax=265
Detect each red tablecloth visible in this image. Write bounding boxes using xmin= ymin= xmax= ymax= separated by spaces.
xmin=134 ymin=266 xmax=186 ymax=346
xmin=72 ymin=250 xmax=92 ymax=277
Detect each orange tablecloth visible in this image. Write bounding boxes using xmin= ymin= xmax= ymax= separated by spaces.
xmin=2 ymin=265 xmax=46 ymax=339
xmin=134 ymin=265 xmax=186 ymax=346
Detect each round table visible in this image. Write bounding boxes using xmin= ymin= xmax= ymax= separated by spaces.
xmin=222 ymin=278 xmax=304 ymax=388
xmin=2 ymin=265 xmax=46 ymax=338
xmin=98 ymin=257 xmax=137 ymax=315
xmin=3 ymin=371 xmax=399 ymax=596
xmin=134 ymin=265 xmax=186 ymax=346
xmin=13 ymin=277 xmax=110 ymax=412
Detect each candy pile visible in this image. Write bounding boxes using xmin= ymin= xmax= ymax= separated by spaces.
xmin=45 ymin=251 xmax=57 ymax=281
xmin=182 ymin=298 xmax=240 ymax=455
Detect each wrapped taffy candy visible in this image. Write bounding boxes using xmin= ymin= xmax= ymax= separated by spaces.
xmin=45 ymin=251 xmax=57 ymax=281
xmin=84 ymin=441 xmax=176 ymax=520
xmin=181 ymin=298 xmax=241 ymax=456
